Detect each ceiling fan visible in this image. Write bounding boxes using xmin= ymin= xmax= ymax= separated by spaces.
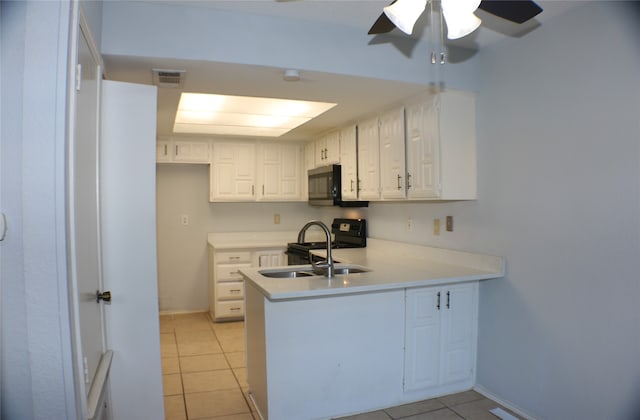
xmin=369 ymin=0 xmax=543 ymax=39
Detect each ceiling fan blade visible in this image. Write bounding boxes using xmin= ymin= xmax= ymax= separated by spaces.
xmin=368 ymin=12 xmax=397 ymax=34
xmin=478 ymin=0 xmax=543 ymax=24
xmin=368 ymin=1 xmax=397 ymax=34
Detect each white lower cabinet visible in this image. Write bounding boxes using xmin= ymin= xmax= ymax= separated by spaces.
xmin=404 ymin=282 xmax=478 ymax=394
xmin=209 ymin=246 xmax=286 ymax=321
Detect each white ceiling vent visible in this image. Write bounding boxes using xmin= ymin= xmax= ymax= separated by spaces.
xmin=151 ymin=69 xmax=185 ymax=88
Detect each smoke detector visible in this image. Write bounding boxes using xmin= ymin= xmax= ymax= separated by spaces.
xmin=283 ymin=69 xmax=300 ymax=82
xmin=151 ymin=69 xmax=185 ymax=88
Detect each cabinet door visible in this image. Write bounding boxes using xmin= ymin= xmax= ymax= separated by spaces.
xmin=258 ymin=143 xmax=302 ymax=201
xmin=339 ymin=125 xmax=358 ymax=200
xmin=156 ymin=140 xmax=171 ymax=162
xmin=357 ymin=117 xmax=380 ymax=200
xmin=305 ymin=141 xmax=316 ymax=171
xmin=210 ymin=143 xmax=256 ymax=201
xmin=324 ymin=130 xmax=340 ymax=164
xmin=315 ymin=131 xmax=340 ymax=166
xmin=254 ymin=249 xmax=286 ymax=267
xmin=379 ymin=107 xmax=406 ymax=199
xmin=440 ymin=283 xmax=477 ymax=386
xmin=174 ymin=140 xmax=210 ymax=163
xmin=404 ymin=283 xmax=478 ymax=393
xmin=404 ymin=288 xmax=441 ymax=391
xmin=406 ymin=100 xmax=440 ymax=199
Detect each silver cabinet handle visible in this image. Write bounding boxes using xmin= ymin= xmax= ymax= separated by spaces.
xmin=397 ymin=174 xmax=403 ymax=190
xmin=407 ymin=173 xmax=412 ymax=189
xmin=164 ymin=144 xmax=168 ymax=156
xmin=230 ymin=307 xmax=241 ymax=312
xmin=175 ymin=145 xmax=179 ymax=156
xmin=446 ymin=291 xmax=451 ymax=309
xmin=350 ymin=179 xmax=354 ymax=192
xmin=436 ymin=292 xmax=441 ymax=310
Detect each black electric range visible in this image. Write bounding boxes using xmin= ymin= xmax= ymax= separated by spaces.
xmin=286 ymin=218 xmax=367 ymax=265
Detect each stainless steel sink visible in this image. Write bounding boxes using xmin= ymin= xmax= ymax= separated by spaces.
xmin=332 ymin=266 xmax=370 ymax=275
xmin=259 ymin=265 xmax=370 ymax=278
xmin=260 ymin=270 xmax=314 ymax=278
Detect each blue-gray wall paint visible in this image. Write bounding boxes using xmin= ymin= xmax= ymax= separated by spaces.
xmin=473 ymin=3 xmax=640 ymax=418
xmin=1 ymin=1 xmax=78 ymax=419
xmin=103 ymin=2 xmax=640 ymax=418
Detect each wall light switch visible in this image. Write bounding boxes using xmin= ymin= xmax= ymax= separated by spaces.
xmin=274 ymin=213 xmax=281 ymax=224
xmin=406 ymin=218 xmax=413 ymax=232
xmin=181 ymin=214 xmax=189 ymax=226
xmin=433 ymin=218 xmax=440 ymax=236
xmin=446 ymin=216 xmax=453 ymax=232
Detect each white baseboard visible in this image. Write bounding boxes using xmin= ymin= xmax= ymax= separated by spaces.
xmin=158 ymin=309 xmax=209 ymax=316
xmin=473 ymin=385 xmax=537 ymax=420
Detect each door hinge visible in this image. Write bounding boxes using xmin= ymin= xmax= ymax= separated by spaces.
xmin=83 ymin=356 xmax=90 ymax=385
xmin=75 ymin=64 xmax=82 ymax=91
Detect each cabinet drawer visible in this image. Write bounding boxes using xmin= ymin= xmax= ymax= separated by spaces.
xmin=217 ymin=282 xmax=244 ymax=300
xmin=216 ymin=263 xmax=251 ymax=281
xmin=216 ymin=251 xmax=251 ymax=264
xmin=215 ymin=300 xmax=244 ymax=319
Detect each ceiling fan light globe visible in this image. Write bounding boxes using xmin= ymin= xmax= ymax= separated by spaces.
xmin=443 ymin=10 xmax=481 ymax=40
xmin=383 ymin=0 xmax=428 ymax=35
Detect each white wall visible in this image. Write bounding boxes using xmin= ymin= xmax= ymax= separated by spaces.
xmin=100 ymin=1 xmax=478 ymax=90
xmin=367 ymin=3 xmax=640 ymax=419
xmin=1 ymin=1 xmax=78 ymax=418
xmin=106 ymin=2 xmax=640 ymax=418
xmin=473 ymin=3 xmax=640 ymax=419
xmin=156 ymin=164 xmax=323 ymax=312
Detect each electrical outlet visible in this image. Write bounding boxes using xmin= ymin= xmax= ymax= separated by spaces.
xmin=406 ymin=218 xmax=413 ymax=232
xmin=446 ymin=216 xmax=453 ymax=232
xmin=433 ymin=218 xmax=440 ymax=236
xmin=181 ymin=214 xmax=189 ymax=226
xmin=274 ymin=213 xmax=281 ymax=224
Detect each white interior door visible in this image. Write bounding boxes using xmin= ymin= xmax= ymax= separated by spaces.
xmin=100 ymin=80 xmax=164 ymax=420
xmin=68 ymin=15 xmax=112 ymax=419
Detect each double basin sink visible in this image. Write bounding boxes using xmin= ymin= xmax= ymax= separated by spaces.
xmin=259 ymin=265 xmax=370 ymax=278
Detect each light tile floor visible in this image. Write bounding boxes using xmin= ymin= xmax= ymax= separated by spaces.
xmin=159 ymin=313 xmax=522 ymax=420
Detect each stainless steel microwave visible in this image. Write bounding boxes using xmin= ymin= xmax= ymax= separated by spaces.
xmin=308 ymin=164 xmax=368 ymax=207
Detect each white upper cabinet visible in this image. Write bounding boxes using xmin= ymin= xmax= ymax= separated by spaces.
xmin=379 ymin=107 xmax=406 ymax=200
xmin=405 ymin=98 xmax=439 ymax=199
xmin=257 ymin=143 xmax=303 ymax=201
xmin=406 ymin=90 xmax=476 ymax=200
xmin=174 ymin=140 xmax=210 ymax=163
xmin=156 ymin=139 xmax=171 ymax=162
xmin=339 ymin=125 xmax=358 ymax=201
xmin=357 ymin=117 xmax=381 ymax=200
xmin=210 ymin=142 xmax=256 ymax=202
xmin=315 ymin=130 xmax=340 ymax=166
xmin=304 ymin=141 xmax=316 ymax=173
xmin=156 ymin=138 xmax=210 ymax=163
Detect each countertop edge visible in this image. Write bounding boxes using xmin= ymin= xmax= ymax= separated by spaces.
xmin=246 ymin=271 xmax=501 ymax=301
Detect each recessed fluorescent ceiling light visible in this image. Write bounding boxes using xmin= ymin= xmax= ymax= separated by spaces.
xmin=174 ymin=93 xmax=337 ymax=137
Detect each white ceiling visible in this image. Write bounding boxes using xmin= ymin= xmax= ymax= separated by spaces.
xmin=103 ymin=0 xmax=584 ymax=141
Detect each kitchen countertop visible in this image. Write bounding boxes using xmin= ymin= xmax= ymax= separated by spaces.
xmin=240 ymin=238 xmax=505 ymax=301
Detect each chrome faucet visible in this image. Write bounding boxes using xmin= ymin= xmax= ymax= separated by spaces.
xmin=297 ymin=220 xmax=334 ymax=278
